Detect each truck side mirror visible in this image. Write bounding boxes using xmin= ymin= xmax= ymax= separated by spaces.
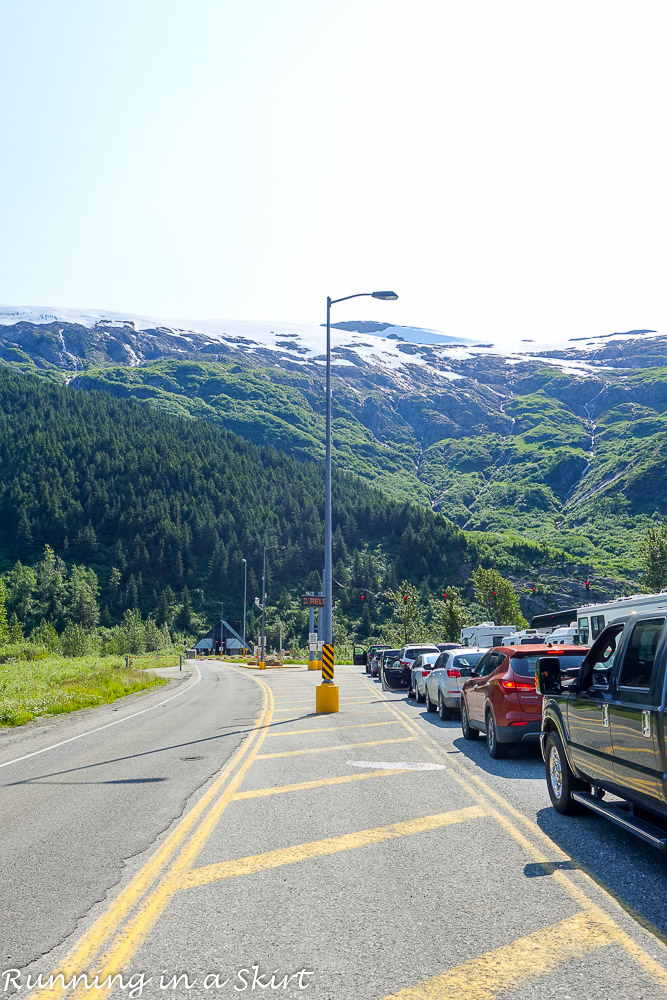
xmin=536 ymin=656 xmax=561 ymax=695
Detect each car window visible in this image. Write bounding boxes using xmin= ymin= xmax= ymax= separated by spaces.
xmin=590 ymin=615 xmax=605 ymax=639
xmin=406 ymin=646 xmax=438 ymax=659
xmin=618 ymin=617 xmax=664 ymax=690
xmin=578 ymin=617 xmax=589 ymax=644
xmin=453 ymin=653 xmax=483 ymax=669
xmin=512 ymin=652 xmax=586 ymax=677
xmin=579 ymin=623 xmax=625 ymax=688
xmin=477 ymin=651 xmax=502 ymax=676
xmin=434 ymin=652 xmax=449 ymax=669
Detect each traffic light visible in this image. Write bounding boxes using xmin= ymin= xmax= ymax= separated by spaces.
xmin=442 ymin=591 xmax=448 ymax=602
xmin=492 ymin=589 xmax=497 ymax=600
xmin=360 ymin=593 xmax=365 ymax=602
xmin=585 ymin=580 xmax=590 ymax=592
xmin=402 ymin=594 xmax=408 ymax=603
xmin=532 ymin=586 xmax=536 ymax=594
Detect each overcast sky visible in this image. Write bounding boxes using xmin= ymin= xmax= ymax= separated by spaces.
xmin=1 ymin=0 xmax=665 ymax=345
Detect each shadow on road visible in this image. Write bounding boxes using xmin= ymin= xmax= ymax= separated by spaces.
xmin=533 ymin=805 xmax=667 ymax=939
xmin=2 ymin=712 xmax=344 ymax=786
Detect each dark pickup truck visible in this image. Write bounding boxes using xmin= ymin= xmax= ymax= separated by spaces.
xmin=537 ymin=610 xmax=667 ymax=850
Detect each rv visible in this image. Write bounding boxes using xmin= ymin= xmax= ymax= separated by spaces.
xmin=505 ymin=628 xmax=548 ymax=645
xmin=460 ymin=622 xmax=516 ymax=648
xmin=577 ymin=591 xmax=667 ymax=644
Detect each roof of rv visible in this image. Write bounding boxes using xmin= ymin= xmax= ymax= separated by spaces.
xmin=578 ymin=592 xmax=667 ymax=614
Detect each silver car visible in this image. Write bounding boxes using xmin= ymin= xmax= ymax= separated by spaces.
xmin=410 ymin=652 xmax=440 ymax=702
xmin=424 ymin=647 xmax=485 ymax=718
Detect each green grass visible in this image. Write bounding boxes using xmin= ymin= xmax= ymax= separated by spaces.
xmin=0 ymin=654 xmax=167 ymax=727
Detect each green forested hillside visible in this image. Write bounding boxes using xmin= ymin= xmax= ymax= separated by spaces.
xmin=62 ymin=357 xmax=662 ymax=577
xmin=1 ymin=367 xmax=557 ymax=647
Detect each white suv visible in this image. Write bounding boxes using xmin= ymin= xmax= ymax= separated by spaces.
xmin=424 ymin=647 xmax=485 ymax=719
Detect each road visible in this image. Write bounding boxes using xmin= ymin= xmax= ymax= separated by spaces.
xmin=1 ymin=661 xmax=666 ymax=1000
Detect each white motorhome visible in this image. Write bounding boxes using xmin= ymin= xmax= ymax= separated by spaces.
xmin=460 ymin=622 xmax=516 ymax=648
xmin=545 ymin=624 xmax=579 ymax=644
xmin=577 ymin=592 xmax=667 ymax=644
xmin=505 ymin=628 xmax=547 ymax=645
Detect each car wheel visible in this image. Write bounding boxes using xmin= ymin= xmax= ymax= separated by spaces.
xmin=460 ymin=698 xmax=479 ymax=740
xmin=425 ymin=687 xmax=435 ymax=712
xmin=486 ymin=709 xmax=509 ymax=759
xmin=438 ymin=692 xmax=452 ymax=721
xmin=544 ymin=731 xmax=585 ymax=814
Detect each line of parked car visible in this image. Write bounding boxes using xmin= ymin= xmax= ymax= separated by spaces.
xmin=357 ymin=641 xmax=586 ymax=759
xmin=355 ymin=626 xmax=667 ymax=850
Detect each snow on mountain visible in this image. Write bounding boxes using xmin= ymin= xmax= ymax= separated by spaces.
xmin=0 ymin=305 xmax=662 ymax=379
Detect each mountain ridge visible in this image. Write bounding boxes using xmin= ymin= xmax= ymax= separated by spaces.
xmin=1 ymin=306 xmax=665 ymax=584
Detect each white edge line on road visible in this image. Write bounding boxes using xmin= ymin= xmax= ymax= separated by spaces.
xmin=0 ymin=663 xmax=203 ymax=771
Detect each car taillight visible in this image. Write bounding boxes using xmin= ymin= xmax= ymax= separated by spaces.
xmin=422 ymin=669 xmax=430 ymax=677
xmin=501 ymin=675 xmax=535 ymax=692
xmin=447 ymin=668 xmax=461 ymax=678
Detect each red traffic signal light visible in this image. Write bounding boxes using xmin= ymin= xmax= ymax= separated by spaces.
xmin=585 ymin=580 xmax=590 ymax=591
xmin=443 ymin=591 xmax=448 ymax=602
xmin=532 ymin=586 xmax=536 ymax=594
xmin=492 ymin=589 xmax=497 ymax=599
xmin=360 ymin=594 xmax=365 ymax=601
xmin=402 ymin=594 xmax=408 ymax=603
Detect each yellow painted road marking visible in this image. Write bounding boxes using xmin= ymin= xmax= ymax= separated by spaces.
xmin=179 ymin=805 xmax=487 ymax=890
xmin=233 ymin=767 xmax=411 ymax=800
xmin=381 ymin=911 xmax=610 ymax=1000
xmin=28 ymin=669 xmax=275 ymax=1000
xmin=266 ymin=719 xmax=401 ymax=736
xmin=365 ymin=679 xmax=667 ymax=990
xmin=272 ymin=698 xmax=372 ymax=711
xmin=256 ymin=736 xmax=415 ymax=759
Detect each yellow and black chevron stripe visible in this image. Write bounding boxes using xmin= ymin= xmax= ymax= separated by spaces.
xmin=322 ymin=643 xmax=334 ymax=681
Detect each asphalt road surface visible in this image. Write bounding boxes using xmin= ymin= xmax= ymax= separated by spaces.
xmin=1 ymin=661 xmax=666 ymax=1000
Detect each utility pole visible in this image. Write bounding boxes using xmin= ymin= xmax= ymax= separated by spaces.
xmin=220 ymin=601 xmax=224 ymax=656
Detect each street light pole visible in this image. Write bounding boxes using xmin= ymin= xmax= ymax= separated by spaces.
xmin=242 ymin=557 xmax=247 ymax=655
xmin=260 ymin=547 xmax=267 ymax=669
xmin=260 ymin=544 xmax=285 ymax=669
xmin=317 ymin=289 xmax=398 ymax=715
xmin=220 ymin=601 xmax=224 ymax=656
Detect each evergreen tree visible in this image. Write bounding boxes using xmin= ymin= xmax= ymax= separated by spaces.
xmin=175 ymin=586 xmax=193 ymax=630
xmin=436 ymin=586 xmax=471 ymax=642
xmin=640 ymin=521 xmax=667 ymax=592
xmin=0 ymin=580 xmax=10 ymax=646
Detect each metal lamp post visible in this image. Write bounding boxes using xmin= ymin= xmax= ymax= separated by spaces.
xmin=260 ymin=544 xmax=285 ymax=669
xmin=317 ymin=290 xmax=398 ymax=714
xmin=242 ymin=557 xmax=247 ymax=655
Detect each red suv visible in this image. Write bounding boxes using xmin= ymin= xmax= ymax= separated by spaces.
xmin=459 ymin=645 xmax=587 ymax=759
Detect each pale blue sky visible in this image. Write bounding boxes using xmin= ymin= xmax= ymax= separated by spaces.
xmin=1 ymin=0 xmax=666 ymax=343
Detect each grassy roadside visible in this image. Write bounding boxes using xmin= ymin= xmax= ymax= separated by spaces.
xmin=0 ymin=655 xmax=168 ymax=727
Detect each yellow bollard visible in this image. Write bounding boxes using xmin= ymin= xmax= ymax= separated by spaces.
xmin=316 ymin=643 xmax=339 ymax=713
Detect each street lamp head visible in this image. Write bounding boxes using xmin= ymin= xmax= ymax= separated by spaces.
xmin=371 ymin=290 xmax=398 ymax=301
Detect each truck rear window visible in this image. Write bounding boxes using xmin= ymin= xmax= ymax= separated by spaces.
xmin=512 ymin=653 xmax=586 ymax=677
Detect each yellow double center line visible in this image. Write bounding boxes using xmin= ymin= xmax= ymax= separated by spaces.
xmin=29 ymin=670 xmax=274 ymax=1000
